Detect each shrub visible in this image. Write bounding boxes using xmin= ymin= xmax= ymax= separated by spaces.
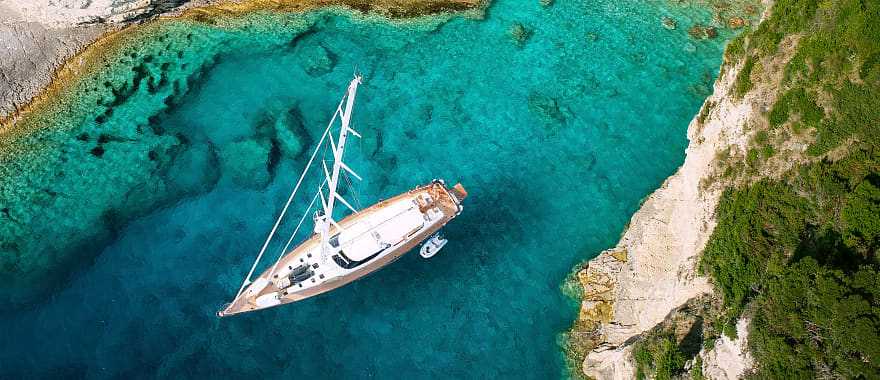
xmin=733 ymin=55 xmax=756 ymax=98
xmin=633 ymin=335 xmax=687 ymax=380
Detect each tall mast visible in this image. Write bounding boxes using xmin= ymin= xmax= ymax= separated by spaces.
xmin=315 ymin=75 xmax=363 ymax=261
xmin=229 ymin=75 xmax=363 ymax=305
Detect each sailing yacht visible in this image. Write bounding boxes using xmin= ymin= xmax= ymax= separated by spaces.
xmin=218 ymin=75 xmax=467 ymax=317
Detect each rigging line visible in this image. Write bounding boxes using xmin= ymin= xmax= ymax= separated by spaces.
xmin=233 ymin=89 xmax=349 ymax=301
xmin=351 ymin=173 xmax=363 ymax=209
xmin=343 ymin=170 xmax=363 ymax=210
xmin=269 ymin=177 xmax=327 ymax=266
xmin=267 ymin=179 xmax=325 ymax=278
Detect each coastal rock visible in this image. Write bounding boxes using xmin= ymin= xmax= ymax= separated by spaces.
xmin=578 ymin=249 xmax=624 ymax=320
xmin=1 ymin=0 xmax=153 ymax=27
xmin=728 ymin=16 xmax=747 ymax=29
xmin=0 ymin=0 xmax=212 ymax=118
xmin=662 ymin=16 xmax=677 ymax=30
xmin=0 ymin=0 xmax=487 ymax=119
xmin=570 ymin=28 xmax=762 ymax=380
xmin=584 ymin=345 xmax=636 ymax=380
xmin=0 ymin=20 xmax=106 ymax=118
xmin=700 ymin=318 xmax=754 ymax=380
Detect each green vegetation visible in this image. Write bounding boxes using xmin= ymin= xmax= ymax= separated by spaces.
xmin=697 ymin=100 xmax=716 ymax=126
xmin=634 ymin=335 xmax=687 ymax=380
xmin=724 ymin=31 xmax=747 ymax=63
xmin=690 ymin=355 xmax=704 ymax=380
xmin=751 ymin=257 xmax=880 ymax=378
xmin=753 ymin=0 xmax=879 ymax=155
xmin=700 ymin=0 xmax=880 ymax=377
xmin=701 ymin=180 xmax=809 ymax=317
xmin=631 ymin=297 xmax=718 ymax=380
xmin=753 ymin=130 xmax=775 ymax=159
xmin=733 ymin=54 xmax=755 ymax=98
xmin=767 ymin=87 xmax=822 ymax=130
xmin=703 ymin=150 xmax=880 ymax=378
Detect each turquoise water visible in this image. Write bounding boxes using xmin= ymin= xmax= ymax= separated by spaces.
xmin=0 ymin=0 xmax=733 ymax=377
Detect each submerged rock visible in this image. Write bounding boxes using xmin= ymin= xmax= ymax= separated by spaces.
xmin=661 ymin=16 xmax=678 ymax=30
xmin=586 ymin=31 xmax=600 ymax=42
xmin=688 ymin=24 xmax=718 ymax=40
xmin=298 ymin=43 xmax=337 ymax=77
xmin=528 ymin=92 xmax=570 ymax=130
xmin=706 ymin=26 xmax=718 ymax=38
xmin=218 ymin=140 xmax=271 ymax=190
xmin=509 ymin=22 xmax=533 ymax=47
xmin=0 ymin=0 xmax=489 ymax=312
xmin=254 ymin=105 xmax=309 ymax=161
xmin=273 ymin=109 xmax=306 ymax=159
xmin=165 ymin=142 xmax=221 ymax=196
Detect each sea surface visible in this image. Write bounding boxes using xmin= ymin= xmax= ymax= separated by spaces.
xmin=0 ymin=0 xmax=736 ymax=378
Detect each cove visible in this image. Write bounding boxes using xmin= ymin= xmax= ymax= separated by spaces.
xmin=0 ymin=0 xmax=736 ymax=377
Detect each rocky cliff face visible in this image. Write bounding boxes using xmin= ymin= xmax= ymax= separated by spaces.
xmin=566 ymin=3 xmax=774 ymax=378
xmin=572 ymin=55 xmax=753 ymax=380
xmin=0 ymin=1 xmax=210 ymax=118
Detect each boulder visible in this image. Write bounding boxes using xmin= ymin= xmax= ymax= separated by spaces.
xmin=728 ymin=16 xmax=746 ymax=29
xmin=688 ymin=24 xmax=718 ymax=40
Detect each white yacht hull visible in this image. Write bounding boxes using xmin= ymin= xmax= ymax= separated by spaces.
xmin=219 ymin=180 xmax=466 ymax=317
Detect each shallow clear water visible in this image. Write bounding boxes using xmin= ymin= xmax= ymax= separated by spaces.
xmin=1 ymin=0 xmax=731 ymax=377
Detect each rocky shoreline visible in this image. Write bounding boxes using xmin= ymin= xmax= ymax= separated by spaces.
xmin=569 ymin=61 xmax=750 ymax=379
xmin=565 ymin=1 xmax=773 ymax=378
xmin=0 ymin=0 xmax=482 ymax=121
xmin=0 ymin=0 xmax=211 ymax=118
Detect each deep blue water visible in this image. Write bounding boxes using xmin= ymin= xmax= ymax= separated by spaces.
xmin=0 ymin=0 xmax=731 ymax=378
